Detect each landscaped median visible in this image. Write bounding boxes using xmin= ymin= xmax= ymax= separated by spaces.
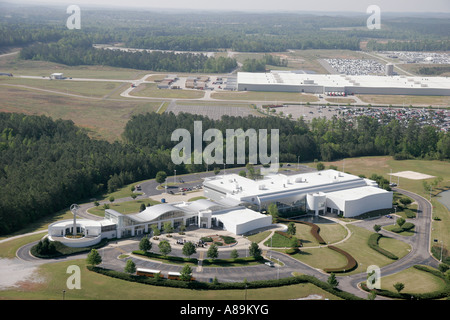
xmin=85 ymin=265 xmax=364 ymax=300
xmin=131 ymin=250 xmax=266 ymax=267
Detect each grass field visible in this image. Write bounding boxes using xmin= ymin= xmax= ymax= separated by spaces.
xmin=357 ymin=94 xmax=450 ymax=106
xmin=287 ymin=224 xmax=411 ymax=275
xmin=0 ymin=85 xmax=161 ymax=142
xmin=211 ymin=90 xmax=319 ymax=102
xmin=131 ymin=83 xmax=205 ymax=99
xmin=378 ymin=266 xmax=447 ymax=294
xmin=0 ymin=258 xmax=341 ymax=300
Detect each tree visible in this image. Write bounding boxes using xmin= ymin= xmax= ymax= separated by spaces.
xmin=158 ymin=240 xmax=172 ymax=256
xmin=207 ymin=243 xmax=219 ymax=260
xmin=327 ymin=272 xmax=339 ymax=288
xmin=139 ymin=203 xmax=146 ymax=212
xmin=249 ymin=242 xmax=262 ymax=259
xmin=393 ymin=282 xmax=405 ymax=293
xmin=155 ymin=171 xmax=167 ymax=184
xmin=131 ymin=193 xmax=137 ymax=200
xmin=180 ymin=264 xmax=193 ymax=281
xmin=151 ymin=225 xmax=161 ymax=237
xmin=109 ymin=196 xmax=115 ymax=204
xmin=397 ymin=217 xmax=406 ymax=227
xmin=182 ymin=241 xmax=197 ymax=258
xmin=368 ymin=290 xmax=377 ymax=300
xmin=287 ymin=222 xmax=296 ymax=236
xmin=267 ymin=203 xmax=279 ymax=223
xmin=124 ymin=259 xmax=136 ymax=274
xmin=163 ymin=222 xmax=174 ymax=235
xmin=373 ymin=225 xmax=381 ymax=233
xmin=139 ymin=236 xmax=152 ymax=252
xmin=86 ymin=249 xmax=102 ymax=266
xmin=316 ymin=162 xmax=325 ymax=171
xmin=230 ymin=249 xmax=239 ymax=259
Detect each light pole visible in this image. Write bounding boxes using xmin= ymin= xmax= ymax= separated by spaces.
xmin=174 ymin=169 xmax=176 ymax=184
xmin=297 ymin=156 xmax=300 ymax=171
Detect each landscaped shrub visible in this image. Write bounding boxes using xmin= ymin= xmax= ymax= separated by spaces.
xmin=323 ymin=245 xmax=358 ymax=273
xmin=221 ymin=236 xmax=236 ymax=244
xmin=86 ymin=266 xmax=364 ymax=299
xmin=401 ymin=222 xmax=415 ymax=231
xmin=391 ymin=227 xmax=404 ymax=233
xmin=133 ymin=250 xmax=198 ymax=264
xmin=368 ymin=233 xmax=398 ymax=260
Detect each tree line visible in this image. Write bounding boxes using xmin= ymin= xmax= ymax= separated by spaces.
xmin=18 ymin=36 xmax=237 ymax=73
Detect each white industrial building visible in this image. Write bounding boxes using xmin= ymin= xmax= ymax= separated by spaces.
xmin=48 ymin=169 xmax=392 ymax=247
xmin=237 ymin=71 xmax=450 ymax=96
xmin=202 ymin=170 xmax=392 ymax=218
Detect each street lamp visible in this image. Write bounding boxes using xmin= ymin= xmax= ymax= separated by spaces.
xmin=174 ymin=169 xmax=176 ymax=184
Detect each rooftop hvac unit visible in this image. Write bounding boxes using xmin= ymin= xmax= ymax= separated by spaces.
xmin=259 ymin=184 xmax=266 ymax=190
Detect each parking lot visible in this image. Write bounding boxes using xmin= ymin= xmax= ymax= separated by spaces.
xmin=325 ymin=58 xmax=386 ymax=75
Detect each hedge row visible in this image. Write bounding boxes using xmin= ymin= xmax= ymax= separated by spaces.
xmin=368 ymin=233 xmax=398 ymax=260
xmin=323 ymin=245 xmax=358 ymax=273
xmin=31 ymin=239 xmax=109 ymax=259
xmin=86 ymin=265 xmax=363 ymax=300
xmin=279 ymin=218 xmax=326 ymax=245
xmin=360 ymin=265 xmax=450 ymax=300
xmin=132 ymin=250 xmax=198 ymax=264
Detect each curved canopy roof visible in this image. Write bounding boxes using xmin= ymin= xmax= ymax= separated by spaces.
xmin=130 ymin=203 xmax=188 ymax=223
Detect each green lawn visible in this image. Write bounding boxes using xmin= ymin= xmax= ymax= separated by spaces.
xmin=87 ymin=199 xmax=161 ymax=216
xmin=0 ymin=259 xmax=341 ymax=300
xmin=378 ymin=266 xmax=447 ymax=294
xmin=283 ymin=224 xmax=411 ymax=275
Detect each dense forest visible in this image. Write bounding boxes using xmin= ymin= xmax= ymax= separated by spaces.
xmin=18 ymin=35 xmax=237 ymax=73
xmin=1 ymin=5 xmax=449 ymax=54
xmin=0 ymin=111 xmax=448 ymax=235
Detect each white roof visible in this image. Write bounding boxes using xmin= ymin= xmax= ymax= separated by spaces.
xmin=325 ymin=186 xmax=389 ymax=201
xmin=213 ymin=207 xmax=268 ymax=226
xmin=203 ymin=170 xmax=364 ymax=200
xmin=237 ymin=71 xmax=450 ymax=90
xmin=130 ymin=203 xmax=187 ymax=222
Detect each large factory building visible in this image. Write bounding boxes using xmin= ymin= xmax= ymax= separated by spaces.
xmin=237 ymin=71 xmax=450 ymax=96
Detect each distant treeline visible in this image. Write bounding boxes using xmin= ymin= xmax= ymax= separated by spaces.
xmin=19 ymin=35 xmax=237 ymax=73
xmin=2 ymin=8 xmax=449 ymax=53
xmin=0 ymin=111 xmax=449 ymax=235
xmin=242 ymin=55 xmax=288 ymax=72
xmin=123 ymin=112 xmax=450 ymax=165
xmin=366 ymin=40 xmax=450 ymax=52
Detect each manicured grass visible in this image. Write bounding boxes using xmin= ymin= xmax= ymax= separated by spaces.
xmin=379 ymin=266 xmax=447 ymax=294
xmin=211 ymin=90 xmax=319 ymax=102
xmin=285 ymin=224 xmax=411 ymax=275
xmin=87 ymin=199 xmax=161 ymax=216
xmin=357 ymin=94 xmax=450 ymax=106
xmin=0 ymin=259 xmax=341 ymax=300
